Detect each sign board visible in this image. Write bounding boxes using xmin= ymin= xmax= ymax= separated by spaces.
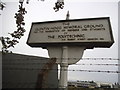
xmin=27 ymin=17 xmax=114 ymax=48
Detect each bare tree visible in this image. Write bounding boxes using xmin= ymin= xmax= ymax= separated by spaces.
xmin=0 ymin=1 xmax=5 ymax=10
xmin=1 ymin=1 xmax=27 ymax=53
xmin=0 ymin=0 xmax=65 ymax=53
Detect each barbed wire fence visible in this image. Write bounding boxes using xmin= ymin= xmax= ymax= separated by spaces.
xmin=3 ymin=63 xmax=120 ymax=66
xmin=3 ymin=58 xmax=120 ymax=61
xmin=2 ymin=57 xmax=120 ymax=88
xmin=2 ymin=58 xmax=120 ymax=73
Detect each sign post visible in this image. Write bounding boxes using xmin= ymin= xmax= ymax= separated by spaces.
xmin=59 ymin=11 xmax=69 ymax=89
xmin=27 ymin=12 xmax=114 ymax=89
xmin=59 ymin=46 xmax=68 ymax=89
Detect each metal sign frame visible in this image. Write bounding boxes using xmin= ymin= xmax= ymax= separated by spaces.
xmin=27 ymin=17 xmax=114 ymax=49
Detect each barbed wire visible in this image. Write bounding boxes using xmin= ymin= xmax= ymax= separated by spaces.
xmin=2 ymin=58 xmax=120 ymax=61
xmin=73 ymin=63 xmax=120 ymax=66
xmin=2 ymin=58 xmax=120 ymax=74
xmin=3 ymin=62 xmax=120 ymax=66
xmin=3 ymin=68 xmax=120 ymax=73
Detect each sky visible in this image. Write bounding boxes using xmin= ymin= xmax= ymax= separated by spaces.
xmin=0 ymin=0 xmax=120 ymax=84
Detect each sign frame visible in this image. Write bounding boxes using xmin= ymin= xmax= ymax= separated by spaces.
xmin=27 ymin=17 xmax=114 ymax=49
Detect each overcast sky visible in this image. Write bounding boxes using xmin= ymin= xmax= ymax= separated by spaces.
xmin=0 ymin=0 xmax=119 ymax=84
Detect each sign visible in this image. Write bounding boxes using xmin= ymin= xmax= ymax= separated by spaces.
xmin=27 ymin=17 xmax=114 ymax=48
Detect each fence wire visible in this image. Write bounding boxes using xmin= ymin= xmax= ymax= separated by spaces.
xmin=2 ymin=58 xmax=120 ymax=73
xmin=2 ymin=58 xmax=120 ymax=61
xmin=2 ymin=67 xmax=120 ymax=73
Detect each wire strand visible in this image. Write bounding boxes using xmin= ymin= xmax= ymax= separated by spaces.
xmin=3 ymin=63 xmax=120 ymax=66
xmin=3 ymin=68 xmax=120 ymax=73
xmin=3 ymin=58 xmax=120 ymax=61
